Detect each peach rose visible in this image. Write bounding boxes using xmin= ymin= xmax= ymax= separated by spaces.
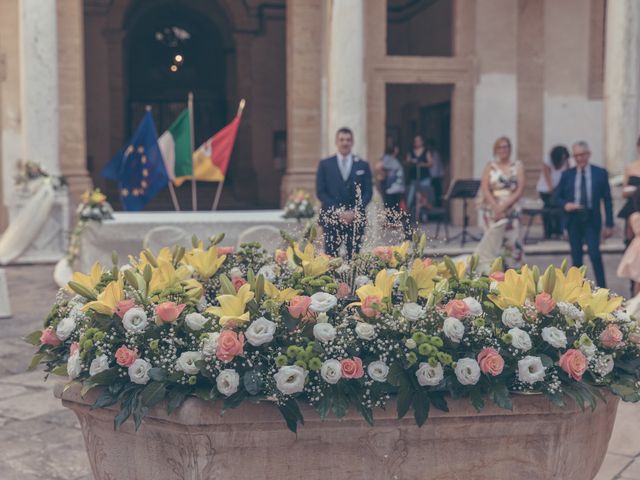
xmin=361 ymin=295 xmax=382 ymax=318
xmin=216 ymin=330 xmax=245 ymax=363
xmin=274 ymin=249 xmax=288 ymax=265
xmin=477 ymin=347 xmax=504 ymax=376
xmin=444 ymin=299 xmax=469 ymax=319
xmin=70 ymin=341 xmax=81 ymax=355
xmin=422 ymin=258 xmax=433 ymax=267
xmin=372 ymin=246 xmax=393 ymax=262
xmin=534 ymin=292 xmax=556 ymax=315
xmin=599 ymin=324 xmax=624 ymax=349
xmin=115 ymin=346 xmax=138 ymax=367
xmin=288 ymin=296 xmax=312 ymax=319
xmin=559 ymin=349 xmax=588 ymax=381
xmin=155 ymin=302 xmax=186 ymax=323
xmin=232 ymin=277 xmax=247 ymax=292
xmin=115 ymin=299 xmax=136 ymax=319
xmin=628 ymin=332 xmax=640 ymax=345
xmin=217 ymin=246 xmax=235 ymax=255
xmin=341 ymin=357 xmax=364 ymax=379
xmin=40 ymin=327 xmax=62 ymax=346
xmin=489 ymin=271 xmax=505 ymax=282
xmin=336 ymin=282 xmax=351 ymax=299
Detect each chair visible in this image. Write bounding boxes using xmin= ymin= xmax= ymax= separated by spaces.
xmin=419 ymin=184 xmax=450 ymax=240
xmin=237 ymin=225 xmax=284 ymax=252
xmin=0 ymin=268 xmax=12 ymax=318
xmin=143 ymin=226 xmax=191 ymax=253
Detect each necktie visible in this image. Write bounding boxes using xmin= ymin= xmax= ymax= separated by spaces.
xmin=341 ymin=157 xmax=349 ymax=181
xmin=580 ymin=169 xmax=588 ymax=208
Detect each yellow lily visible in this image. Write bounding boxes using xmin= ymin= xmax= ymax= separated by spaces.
xmin=355 ymin=269 xmax=395 ymax=302
xmin=130 ymin=247 xmax=174 ymax=271
xmin=288 ymin=243 xmax=330 ymax=277
xmin=82 ymin=278 xmax=124 ymax=315
xmin=552 ymin=267 xmax=588 ymax=303
xmin=408 ymin=259 xmax=438 ymax=298
xmin=264 ymin=280 xmax=299 ymax=303
xmin=488 ymin=268 xmax=531 ymax=309
xmin=183 ymin=246 xmax=227 ymax=278
xmin=437 ymin=259 xmax=468 ymax=280
xmin=148 ymin=259 xmax=192 ymax=293
xmin=577 ymin=289 xmax=623 ymax=322
xmin=207 ymin=283 xmax=255 ymax=327
xmin=184 ymin=278 xmax=205 ymax=302
xmin=390 ymin=241 xmax=411 ymax=267
xmin=67 ymin=262 xmax=103 ymax=294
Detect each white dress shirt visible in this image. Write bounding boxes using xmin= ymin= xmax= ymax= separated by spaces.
xmin=336 ymin=153 xmax=353 ymax=181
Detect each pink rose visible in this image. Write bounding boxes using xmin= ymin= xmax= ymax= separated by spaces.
xmin=115 ymin=299 xmax=136 ymax=319
xmin=361 ymin=295 xmax=382 ymax=318
xmin=534 ymin=292 xmax=556 ymax=315
xmin=40 ymin=327 xmax=62 ymax=346
xmin=336 ymin=282 xmax=351 ymax=299
xmin=232 ymin=277 xmax=247 ymax=292
xmin=444 ymin=299 xmax=469 ymax=319
xmin=477 ymin=348 xmax=504 ymax=376
xmin=628 ymin=332 xmax=640 ymax=345
xmin=70 ymin=342 xmax=81 ymax=355
xmin=422 ymin=258 xmax=433 ymax=267
xmin=599 ymin=324 xmax=624 ymax=349
xmin=341 ymin=357 xmax=364 ymax=379
xmin=489 ymin=271 xmax=505 ymax=282
xmin=155 ymin=302 xmax=186 ymax=323
xmin=115 ymin=346 xmax=138 ymax=367
xmin=217 ymin=246 xmax=235 ymax=255
xmin=216 ymin=330 xmax=245 ymax=363
xmin=288 ymin=296 xmax=312 ymax=319
xmin=373 ymin=246 xmax=393 ymax=262
xmin=274 ymin=249 xmax=288 ymax=265
xmin=559 ymin=349 xmax=588 ymax=381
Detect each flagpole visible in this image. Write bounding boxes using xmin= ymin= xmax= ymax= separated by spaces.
xmin=188 ymin=92 xmax=197 ymax=211
xmin=212 ymin=98 xmax=245 ymax=211
xmin=147 ymin=105 xmax=180 ymax=211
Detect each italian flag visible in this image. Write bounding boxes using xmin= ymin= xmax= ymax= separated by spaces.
xmin=158 ymin=109 xmax=192 ymax=185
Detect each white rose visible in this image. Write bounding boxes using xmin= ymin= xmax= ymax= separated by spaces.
xmin=320 ymin=359 xmax=342 ymax=384
xmin=355 ymin=322 xmax=376 ymax=340
xmin=599 ymin=354 xmax=615 ymax=376
xmin=508 ymin=327 xmax=532 ymax=351
xmin=196 ymin=296 xmax=207 ymax=312
xmin=443 ymin=317 xmax=465 ymax=343
xmin=201 ymin=332 xmax=220 ymax=356
xmin=216 ymin=369 xmax=240 ymax=397
xmin=367 ymin=360 xmax=389 ymax=382
xmin=245 ymin=317 xmax=277 ymax=346
xmin=354 ymin=275 xmax=372 ymax=288
xmin=56 ymin=317 xmax=76 ymax=341
xmin=274 ymin=365 xmax=308 ymax=394
xmin=502 ymin=307 xmax=525 ymax=328
xmin=405 ymin=339 xmax=417 ymax=349
xmin=185 ymin=312 xmax=208 ymax=331
xmin=176 ymin=351 xmax=203 ymax=375
xmin=67 ymin=352 xmax=82 ymax=379
xmin=313 ymin=322 xmax=337 ymax=343
xmin=257 ymin=265 xmax=276 ymax=282
xmin=463 ymin=297 xmax=483 ymax=317
xmin=541 ymin=326 xmax=567 ymax=349
xmin=401 ymin=303 xmax=425 ymax=321
xmin=415 ymin=362 xmax=444 ymax=386
xmin=517 ymin=356 xmax=546 ymax=384
xmin=309 ymin=292 xmax=338 ymax=313
xmin=122 ymin=308 xmax=148 ymax=334
xmin=229 ymin=267 xmax=243 ymax=279
xmin=558 ymin=302 xmax=585 ymax=324
xmin=580 ymin=340 xmax=597 ymax=359
xmin=128 ymin=358 xmax=152 ymax=385
xmin=455 ymin=358 xmax=481 ymax=385
xmin=89 ymin=354 xmax=109 ymax=376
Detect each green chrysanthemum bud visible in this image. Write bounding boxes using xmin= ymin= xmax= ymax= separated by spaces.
xmin=418 ymin=343 xmax=434 ymax=356
xmin=94 ymin=331 xmax=105 ymax=341
xmin=502 ymin=333 xmax=513 ymax=344
xmin=437 ymin=352 xmax=453 ymax=365
xmin=294 ymin=360 xmax=308 ymax=370
xmin=428 ymin=356 xmax=439 ymax=367
xmin=149 ymin=339 xmax=159 ymax=351
xmin=429 ymin=336 xmax=444 ymax=348
xmin=286 ymin=346 xmax=300 ymax=359
xmin=188 ymin=376 xmax=197 ymax=385
xmin=276 ymin=355 xmax=289 ymax=367
xmin=308 ymin=357 xmax=322 ymax=371
xmin=297 ymin=349 xmax=310 ymax=362
xmin=406 ymin=351 xmax=418 ymax=365
xmin=82 ymin=339 xmax=94 ymax=350
xmin=412 ymin=331 xmax=428 ymax=345
xmin=473 ymin=318 xmax=485 ymax=328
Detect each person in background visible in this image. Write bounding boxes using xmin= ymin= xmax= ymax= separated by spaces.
xmin=405 ymin=134 xmax=432 ymax=218
xmin=536 ymin=145 xmax=569 ymax=239
xmin=426 ymin=139 xmax=445 ymax=207
xmin=618 ymin=135 xmax=640 ymax=246
xmin=617 ymin=188 xmax=640 ymax=295
xmin=376 ymin=145 xmax=410 ymax=238
xmin=479 ymin=136 xmax=525 ymax=267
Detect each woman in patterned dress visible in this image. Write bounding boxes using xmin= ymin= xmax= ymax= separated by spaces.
xmin=479 ymin=136 xmax=525 ymax=267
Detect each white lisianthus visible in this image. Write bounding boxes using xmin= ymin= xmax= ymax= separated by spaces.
xmin=257 ymin=265 xmax=276 ymax=282
xmin=128 ymin=358 xmax=152 ymax=385
xmin=320 ymin=359 xmax=342 ymax=384
xmin=463 ymin=297 xmax=483 ymax=317
xmin=67 ymin=352 xmax=82 ymax=379
xmin=443 ymin=317 xmax=465 ymax=343
xmin=245 ymin=317 xmax=277 ymax=346
xmin=502 ymin=307 xmax=525 ymax=328
xmin=367 ymin=360 xmax=389 ymax=382
xmin=415 ymin=362 xmax=444 ymax=386
xmin=517 ymin=356 xmax=546 ymax=384
xmin=354 ymin=275 xmax=372 ymax=288
xmin=201 ymin=332 xmax=220 ymax=356
xmin=614 ymin=310 xmax=632 ymax=324
xmin=122 ymin=308 xmax=148 ymax=334
xmin=309 ymin=292 xmax=338 ymax=313
xmin=355 ymin=322 xmax=376 ymax=340
xmin=455 ymin=358 xmax=481 ymax=385
xmin=56 ymin=317 xmax=76 ymax=341
xmin=313 ymin=322 xmax=337 ymax=343
xmin=216 ymin=369 xmax=240 ymax=397
xmin=557 ymin=302 xmax=585 ymax=325
xmin=541 ymin=326 xmax=567 ymax=349
xmin=229 ymin=267 xmax=243 ymax=279
xmin=274 ymin=365 xmax=308 ymax=394
xmin=405 ymin=339 xmax=417 ymax=349
xmin=196 ymin=296 xmax=207 ymax=312
xmin=579 ymin=336 xmax=598 ymax=359
xmin=598 ymin=354 xmax=615 ymax=376
xmin=508 ymin=327 xmax=532 ymax=351
xmin=185 ymin=312 xmax=208 ymax=331
xmin=176 ymin=351 xmax=203 ymax=375
xmin=89 ymin=354 xmax=109 ymax=376
xmin=401 ymin=303 xmax=425 ymax=321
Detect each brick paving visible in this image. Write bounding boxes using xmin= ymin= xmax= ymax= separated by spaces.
xmin=0 ymin=248 xmax=639 ymax=479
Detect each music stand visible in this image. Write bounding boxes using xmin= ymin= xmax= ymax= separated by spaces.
xmin=446 ymin=179 xmax=481 ymax=246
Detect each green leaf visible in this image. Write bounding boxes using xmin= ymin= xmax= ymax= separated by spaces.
xmin=51 ymin=365 xmax=69 ymax=376
xmin=114 ymin=391 xmax=137 ymax=429
xmin=316 ymin=392 xmax=333 ymax=420
xmin=92 ymin=387 xmax=120 ymax=409
xmin=397 ymin=381 xmax=414 ymax=419
xmin=89 ymin=368 xmax=119 ymax=386
xmin=413 ymin=389 xmax=430 ymax=427
xmin=243 ymin=370 xmax=262 ymax=396
xmin=28 ymin=352 xmax=45 ymax=371
xmin=148 ymin=368 xmax=168 ymax=382
xmin=140 ymin=382 xmax=167 ymax=408
xmin=489 ymin=382 xmax=513 ymax=411
xmin=67 ymin=281 xmax=97 ymax=300
xmin=429 ymin=392 xmax=449 ymax=412
xmin=279 ymin=399 xmax=303 ymax=434
xmin=470 ymin=390 xmax=485 ymax=412
xmin=142 ymin=249 xmax=159 ymax=268
xmin=406 ymin=276 xmax=418 ymax=303
xmin=166 ymin=387 xmax=188 ymax=414
xmin=24 ymin=330 xmax=43 ymax=346
xmin=332 ymin=388 xmax=349 ymax=418
xmin=219 ymin=274 xmax=235 ymax=295
xmin=255 ymin=275 xmax=265 ymax=303
xmin=387 ymin=362 xmax=404 ymax=387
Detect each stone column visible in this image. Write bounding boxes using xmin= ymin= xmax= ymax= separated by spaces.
xmin=0 ymin=51 xmax=6 ymax=231
xmin=327 ymin=0 xmax=367 ymax=159
xmin=604 ymin=0 xmax=640 ymax=175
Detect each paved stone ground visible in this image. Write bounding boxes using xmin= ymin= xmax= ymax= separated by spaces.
xmin=1 ymin=249 xmax=639 ymax=479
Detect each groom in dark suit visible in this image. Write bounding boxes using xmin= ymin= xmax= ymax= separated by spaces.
xmin=554 ymin=141 xmax=614 ymax=287
xmin=316 ymin=127 xmax=373 ymax=259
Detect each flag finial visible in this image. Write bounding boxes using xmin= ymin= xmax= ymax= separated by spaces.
xmin=237 ymin=99 xmax=246 ymax=117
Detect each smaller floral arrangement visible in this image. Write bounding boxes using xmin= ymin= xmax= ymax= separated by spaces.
xmin=283 ymin=189 xmax=315 ymax=219
xmin=14 ymin=160 xmax=65 ymax=190
xmin=77 ymin=189 xmax=114 ymax=222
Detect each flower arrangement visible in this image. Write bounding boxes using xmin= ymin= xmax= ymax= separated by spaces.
xmin=26 ymin=233 xmax=640 ymax=432
xmin=14 ymin=159 xmax=65 ymax=190
xmin=283 ymin=189 xmax=315 ymax=220
xmin=65 ymin=189 xmax=114 ymax=265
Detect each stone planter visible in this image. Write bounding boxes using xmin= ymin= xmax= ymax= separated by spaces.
xmin=55 ymin=383 xmax=619 ymax=480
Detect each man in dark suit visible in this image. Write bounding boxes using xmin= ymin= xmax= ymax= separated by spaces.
xmin=554 ymin=141 xmax=614 ymax=287
xmin=316 ymin=127 xmax=373 ymax=259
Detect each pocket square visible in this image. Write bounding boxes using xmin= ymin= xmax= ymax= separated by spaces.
xmin=356 ymin=170 xmax=365 ymax=175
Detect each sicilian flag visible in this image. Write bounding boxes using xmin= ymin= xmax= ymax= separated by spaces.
xmin=158 ymin=109 xmax=193 ymax=186
xmin=191 ymin=114 xmax=241 ymax=183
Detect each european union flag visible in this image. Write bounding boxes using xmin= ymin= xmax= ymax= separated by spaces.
xmin=102 ymin=111 xmax=169 ymax=211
